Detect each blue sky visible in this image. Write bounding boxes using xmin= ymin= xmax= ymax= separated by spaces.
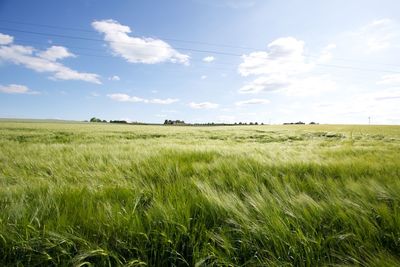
xmin=0 ymin=0 xmax=399 ymax=124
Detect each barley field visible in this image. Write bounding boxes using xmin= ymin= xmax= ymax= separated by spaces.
xmin=0 ymin=121 xmax=399 ymax=266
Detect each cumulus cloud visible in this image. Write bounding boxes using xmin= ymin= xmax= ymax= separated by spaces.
xmin=92 ymin=19 xmax=189 ymax=65
xmin=0 ymin=84 xmax=39 ymax=94
xmin=107 ymin=93 xmax=179 ymax=104
xmin=238 ymin=37 xmax=336 ymax=96
xmin=203 ymin=56 xmax=215 ymax=62
xmin=188 ymin=102 xmax=219 ymax=109
xmin=109 ymin=75 xmax=120 ymax=81
xmin=238 ymin=37 xmax=313 ymax=77
xmin=0 ymin=33 xmax=101 ymax=84
xmin=235 ymin=98 xmax=270 ymax=106
xmin=0 ymin=33 xmax=13 ymax=45
xmin=38 ymin=46 xmax=76 ymax=61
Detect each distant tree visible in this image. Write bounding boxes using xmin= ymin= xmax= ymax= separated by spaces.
xmin=164 ymin=119 xmax=185 ymax=125
xmin=90 ymin=117 xmax=102 ymax=123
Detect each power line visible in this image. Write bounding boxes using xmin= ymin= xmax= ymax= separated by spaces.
xmin=0 ymin=19 xmax=95 ymax=33
xmin=2 ymin=27 xmax=400 ymax=74
xmin=11 ymin=38 xmax=400 ymax=77
xmin=0 ymin=27 xmax=244 ymax=57
xmin=13 ymin=40 xmax=395 ymax=81
xmin=0 ymin=19 xmax=256 ymax=51
xmin=2 ymin=19 xmax=400 ymax=69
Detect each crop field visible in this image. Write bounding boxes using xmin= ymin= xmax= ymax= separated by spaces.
xmin=0 ymin=121 xmax=399 ymax=266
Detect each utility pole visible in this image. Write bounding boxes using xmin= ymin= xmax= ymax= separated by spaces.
xmin=368 ymin=116 xmax=371 ymax=125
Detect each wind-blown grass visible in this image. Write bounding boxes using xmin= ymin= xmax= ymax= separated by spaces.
xmin=0 ymin=121 xmax=399 ymax=266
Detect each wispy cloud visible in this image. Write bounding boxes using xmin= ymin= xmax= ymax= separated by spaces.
xmin=92 ymin=19 xmax=189 ymax=65
xmin=0 ymin=84 xmax=39 ymax=94
xmin=357 ymin=19 xmax=398 ymax=52
xmin=108 ymin=93 xmax=179 ymax=104
xmin=108 ymin=75 xmax=120 ymax=81
xmin=188 ymin=102 xmax=219 ymax=109
xmin=377 ymin=73 xmax=400 ymax=85
xmin=203 ymin=56 xmax=215 ymax=62
xmin=235 ymin=98 xmax=270 ymax=106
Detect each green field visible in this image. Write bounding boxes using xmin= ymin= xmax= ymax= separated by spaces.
xmin=0 ymin=121 xmax=399 ymax=266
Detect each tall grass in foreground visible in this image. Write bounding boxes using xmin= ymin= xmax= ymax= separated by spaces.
xmin=0 ymin=122 xmax=399 ymax=266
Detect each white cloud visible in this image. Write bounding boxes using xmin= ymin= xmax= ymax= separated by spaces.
xmin=201 ymin=75 xmax=207 ymax=80
xmin=38 ymin=46 xmax=75 ymax=61
xmin=107 ymin=93 xmax=179 ymax=104
xmin=188 ymin=102 xmax=219 ymax=109
xmin=318 ymin=43 xmax=336 ymax=63
xmin=235 ymin=98 xmax=270 ymax=106
xmin=239 ymin=75 xmax=290 ymax=94
xmin=308 ymin=88 xmax=400 ymax=124
xmin=239 ymin=73 xmax=335 ymax=96
xmin=203 ymin=56 xmax=215 ymax=62
xmin=108 ymin=75 xmax=120 ymax=81
xmin=108 ymin=93 xmax=142 ymax=102
xmin=0 ymin=84 xmax=39 ymax=94
xmin=238 ymin=37 xmax=313 ymax=77
xmin=0 ymin=33 xmax=13 ymax=45
xmin=370 ymin=88 xmax=400 ymax=101
xmin=150 ymin=98 xmax=179 ymax=104
xmin=284 ymin=75 xmax=336 ymax=96
xmin=238 ymin=37 xmax=336 ymax=96
xmin=355 ymin=19 xmax=398 ymax=53
xmin=377 ymin=74 xmax=400 ymax=85
xmin=92 ymin=19 xmax=189 ymax=65
xmin=0 ymin=34 xmax=101 ymax=84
